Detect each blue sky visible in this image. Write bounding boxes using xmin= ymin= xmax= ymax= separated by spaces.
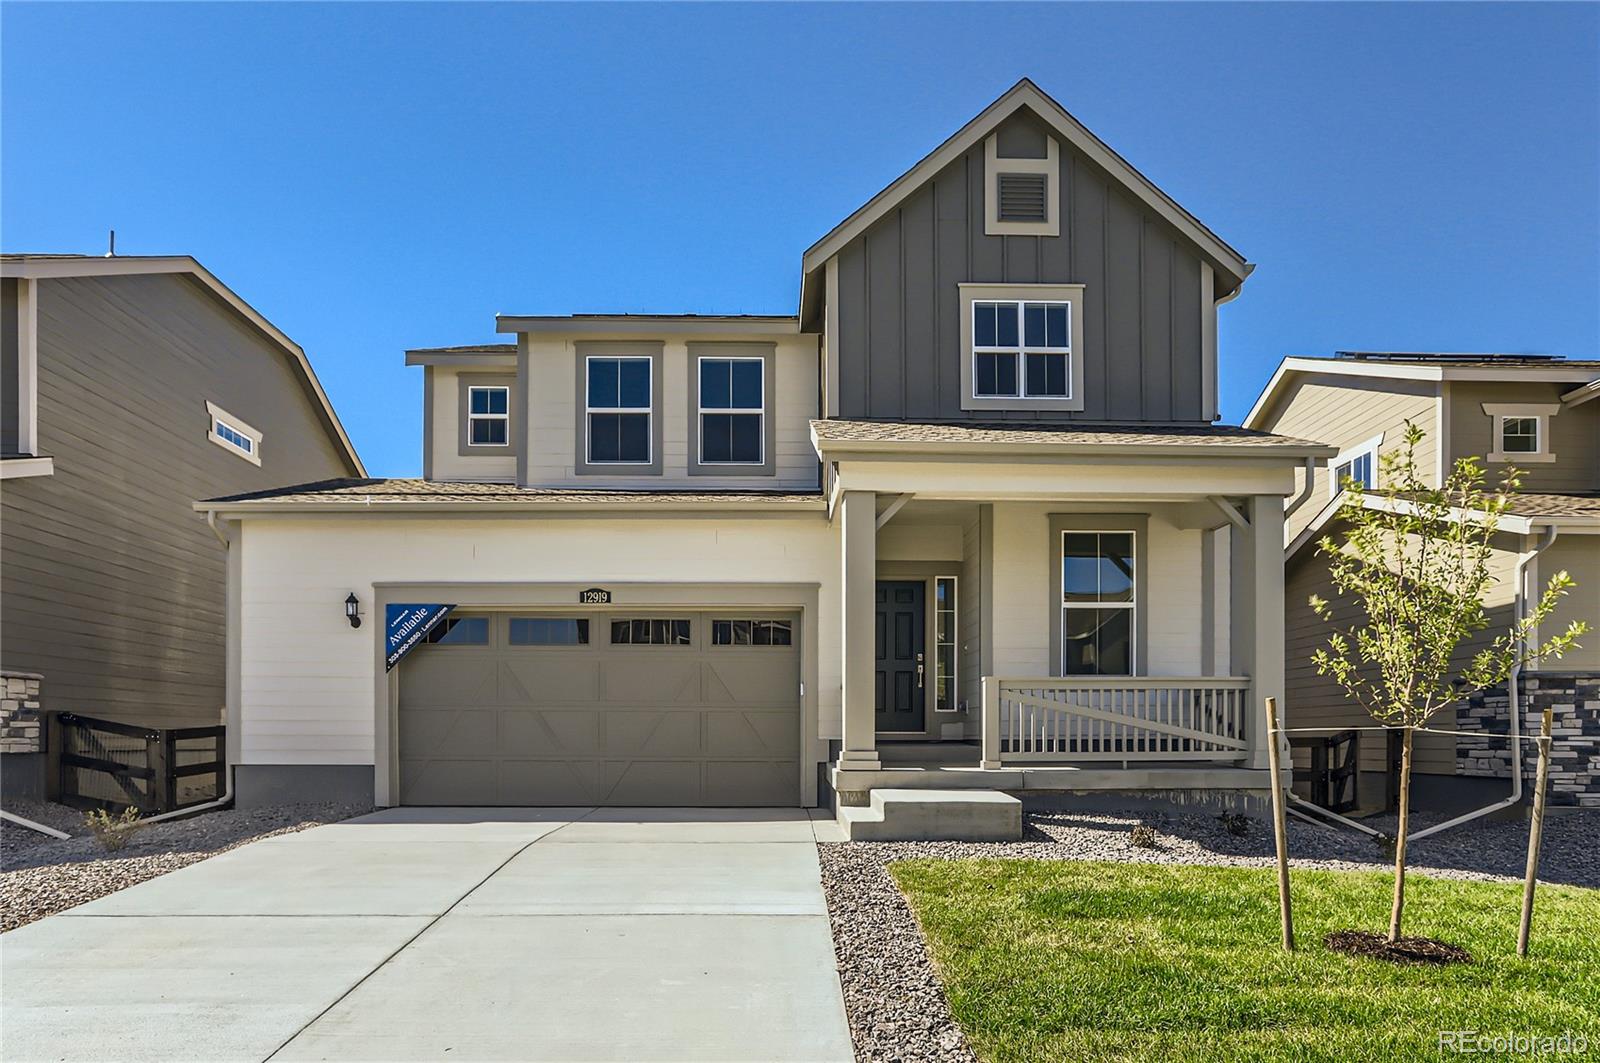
xmin=4 ymin=2 xmax=1596 ymax=477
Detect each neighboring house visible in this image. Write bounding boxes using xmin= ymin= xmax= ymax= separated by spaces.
xmin=1246 ymin=352 xmax=1600 ymax=811
xmin=196 ymin=79 xmax=1334 ymax=832
xmin=0 ymin=254 xmax=364 ymax=797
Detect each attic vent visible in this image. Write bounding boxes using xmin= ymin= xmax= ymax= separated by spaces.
xmin=997 ymin=173 xmax=1048 ymax=223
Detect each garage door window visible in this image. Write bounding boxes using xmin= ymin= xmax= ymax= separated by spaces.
xmin=712 ymin=619 xmax=792 ymax=646
xmin=509 ymin=618 xmax=589 ymax=646
xmin=611 ymin=618 xmax=692 ymax=645
xmin=423 ymin=616 xmax=488 ymax=645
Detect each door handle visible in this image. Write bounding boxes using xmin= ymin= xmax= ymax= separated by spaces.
xmin=916 ymin=652 xmax=925 ymax=689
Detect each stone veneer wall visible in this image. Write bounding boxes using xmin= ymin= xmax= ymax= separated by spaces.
xmin=0 ymin=671 xmax=44 ymax=754
xmin=1457 ymin=672 xmax=1600 ymax=808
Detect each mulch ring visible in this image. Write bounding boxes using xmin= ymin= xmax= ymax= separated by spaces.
xmin=1325 ymin=929 xmax=1473 ymax=965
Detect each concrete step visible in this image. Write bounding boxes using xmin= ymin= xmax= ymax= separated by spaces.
xmin=836 ymin=788 xmax=1022 ymax=842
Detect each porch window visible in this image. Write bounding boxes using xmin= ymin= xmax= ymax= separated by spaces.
xmin=971 ymin=300 xmax=1071 ymax=399
xmin=935 ymin=576 xmax=958 ymax=711
xmin=1060 ymin=531 xmax=1134 ymax=676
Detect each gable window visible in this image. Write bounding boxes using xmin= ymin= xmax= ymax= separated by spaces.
xmin=959 ymin=285 xmax=1084 ymax=412
xmin=972 ymin=300 xmax=1071 ymax=399
xmin=205 ymin=401 xmax=261 ymax=466
xmin=698 ymin=358 xmax=763 ymax=465
xmin=1329 ymin=433 xmax=1382 ymax=499
xmin=467 ymin=386 xmax=509 ymax=446
xmin=1060 ymin=532 xmax=1134 ymax=676
xmin=1483 ymin=403 xmax=1559 ymax=464
xmin=586 ymin=357 xmax=651 ymax=464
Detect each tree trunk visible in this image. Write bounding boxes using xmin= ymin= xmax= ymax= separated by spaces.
xmin=1388 ymin=727 xmax=1414 ymax=943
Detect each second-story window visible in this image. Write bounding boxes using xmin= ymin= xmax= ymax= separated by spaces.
xmin=972 ymin=300 xmax=1071 ymax=399
xmin=698 ymin=357 xmax=763 ymax=465
xmin=586 ymin=357 xmax=651 ymax=464
xmin=467 ymin=386 xmax=509 ymax=446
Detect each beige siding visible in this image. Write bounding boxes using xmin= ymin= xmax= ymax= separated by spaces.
xmin=236 ymin=515 xmax=840 ymax=766
xmin=1535 ymin=535 xmax=1600 ymax=671
xmin=0 ymin=274 xmax=356 ymax=727
xmin=1261 ymin=373 xmax=1439 ymax=542
xmin=429 ymin=366 xmax=518 ymax=482
xmin=1284 ymin=529 xmax=1524 ymax=776
xmin=515 ymin=333 xmax=820 ymax=490
xmin=1447 ymin=380 xmax=1600 ymax=494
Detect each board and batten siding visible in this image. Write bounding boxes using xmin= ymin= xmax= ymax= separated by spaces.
xmin=1447 ymin=380 xmax=1599 ymax=494
xmin=1262 ymin=374 xmax=1439 ymax=543
xmin=515 ymin=334 xmax=821 ymax=490
xmin=0 ymin=274 xmax=357 ymax=727
xmin=831 ymin=114 xmax=1209 ymax=424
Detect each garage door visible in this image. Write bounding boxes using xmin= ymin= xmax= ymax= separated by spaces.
xmin=397 ymin=611 xmax=801 ymax=806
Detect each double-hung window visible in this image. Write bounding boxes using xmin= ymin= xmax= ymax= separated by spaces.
xmin=971 ymin=300 xmax=1072 ymax=399
xmin=467 ymin=386 xmax=509 ymax=446
xmin=1060 ymin=532 xmax=1134 ymax=676
xmin=698 ymin=357 xmax=763 ymax=465
xmin=586 ymin=357 xmax=652 ymax=464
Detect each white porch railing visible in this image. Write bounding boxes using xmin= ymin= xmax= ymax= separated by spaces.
xmin=981 ymin=676 xmax=1252 ymax=767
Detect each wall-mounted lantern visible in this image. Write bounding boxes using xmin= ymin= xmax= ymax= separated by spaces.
xmin=345 ymin=593 xmax=362 ymax=628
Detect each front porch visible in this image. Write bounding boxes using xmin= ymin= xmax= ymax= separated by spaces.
xmin=811 ymin=423 xmax=1332 ymax=830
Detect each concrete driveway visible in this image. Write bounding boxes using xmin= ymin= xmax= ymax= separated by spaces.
xmin=1 ymin=807 xmax=853 ymax=1063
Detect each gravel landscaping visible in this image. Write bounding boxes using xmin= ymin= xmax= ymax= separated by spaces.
xmin=0 ymin=800 xmax=369 ymax=932
xmin=818 ymin=807 xmax=1600 ymax=1063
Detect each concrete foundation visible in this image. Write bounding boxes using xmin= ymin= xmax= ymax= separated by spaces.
xmin=236 ymin=764 xmax=374 ymax=809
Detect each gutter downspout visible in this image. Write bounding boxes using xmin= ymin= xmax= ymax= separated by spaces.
xmin=1 ymin=809 xmax=71 ymax=839
xmin=1283 ymin=457 xmax=1318 ymax=524
xmin=1409 ymin=524 xmax=1556 ymax=841
xmin=139 ymin=512 xmax=242 ymax=825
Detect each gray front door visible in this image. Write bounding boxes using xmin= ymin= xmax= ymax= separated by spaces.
xmin=397 ymin=611 xmax=800 ymax=806
xmin=875 ymin=581 xmax=926 ymax=733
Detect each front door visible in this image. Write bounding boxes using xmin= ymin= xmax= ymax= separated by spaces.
xmin=875 ymin=581 xmax=926 ymax=733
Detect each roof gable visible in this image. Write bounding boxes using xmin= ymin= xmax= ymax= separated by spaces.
xmin=1 ymin=254 xmax=364 ymax=475
xmin=798 ymin=79 xmax=1249 ymax=320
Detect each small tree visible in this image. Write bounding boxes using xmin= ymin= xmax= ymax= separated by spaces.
xmin=1309 ymin=422 xmax=1587 ymax=942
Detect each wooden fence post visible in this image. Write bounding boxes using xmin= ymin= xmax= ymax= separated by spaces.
xmin=1518 ymin=706 xmax=1554 ymax=958
xmin=1264 ymin=697 xmax=1294 ymax=951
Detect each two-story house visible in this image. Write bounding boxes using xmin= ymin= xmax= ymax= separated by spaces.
xmin=197 ymin=80 xmax=1334 ymax=835
xmin=1 ymin=254 xmax=365 ymax=799
xmin=1246 ymin=352 xmax=1600 ymax=814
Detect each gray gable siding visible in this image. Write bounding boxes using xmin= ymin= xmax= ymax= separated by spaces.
xmin=1 ymin=273 xmax=355 ymax=727
xmin=833 ymin=129 xmax=1208 ymax=423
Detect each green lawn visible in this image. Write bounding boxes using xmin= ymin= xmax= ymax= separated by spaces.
xmin=890 ymin=860 xmax=1600 ymax=1062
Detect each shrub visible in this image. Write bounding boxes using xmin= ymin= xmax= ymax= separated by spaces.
xmin=82 ymin=807 xmax=146 ymax=852
xmin=1129 ymin=824 xmax=1158 ymax=848
xmin=1218 ymin=812 xmax=1251 ymax=837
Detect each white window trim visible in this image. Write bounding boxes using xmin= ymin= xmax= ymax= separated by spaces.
xmin=584 ymin=355 xmax=653 ymax=466
xmin=695 ymin=355 xmax=764 ymax=466
xmin=934 ymin=575 xmax=959 ymax=712
xmin=970 ymin=299 xmax=1074 ymax=402
xmin=958 ymin=284 xmax=1085 ymax=412
xmin=465 ymin=385 xmax=511 ymax=448
xmin=1328 ymin=432 xmax=1384 ymax=499
xmin=1059 ymin=529 xmax=1136 ymax=678
xmin=205 ymin=401 xmax=261 ymax=466
xmin=1483 ymin=403 xmax=1559 ymax=464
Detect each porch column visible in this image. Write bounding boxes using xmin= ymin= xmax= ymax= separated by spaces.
xmin=1246 ymin=494 xmax=1286 ymax=771
xmin=838 ymin=490 xmax=880 ymax=769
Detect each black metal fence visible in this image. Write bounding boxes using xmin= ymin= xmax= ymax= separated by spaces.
xmin=57 ymin=714 xmax=225 ymax=814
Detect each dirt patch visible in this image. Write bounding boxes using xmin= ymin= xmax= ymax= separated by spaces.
xmin=1325 ymin=929 xmax=1473 ymax=965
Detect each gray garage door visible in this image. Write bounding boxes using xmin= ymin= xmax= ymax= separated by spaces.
xmin=398 ymin=611 xmax=801 ymax=806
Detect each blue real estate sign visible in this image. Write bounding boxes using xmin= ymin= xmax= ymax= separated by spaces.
xmin=385 ymin=603 xmax=455 ymax=671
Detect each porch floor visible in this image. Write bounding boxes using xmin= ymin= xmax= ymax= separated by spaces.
xmin=832 ymin=761 xmax=1273 ymax=795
